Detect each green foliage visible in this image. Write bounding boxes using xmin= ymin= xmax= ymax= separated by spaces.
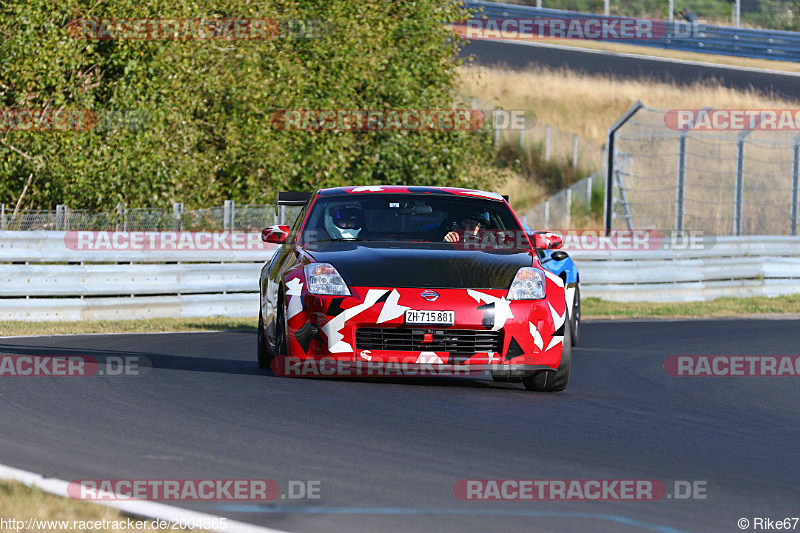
xmin=0 ymin=0 xmax=493 ymax=209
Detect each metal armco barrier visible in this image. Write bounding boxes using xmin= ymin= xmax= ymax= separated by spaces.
xmin=466 ymin=1 xmax=800 ymax=62
xmin=568 ymin=236 xmax=800 ymax=302
xmin=0 ymin=231 xmax=275 ymax=321
xmin=2 ymin=232 xmax=800 ymax=320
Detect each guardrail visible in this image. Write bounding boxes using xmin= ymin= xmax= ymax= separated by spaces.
xmin=466 ymin=1 xmax=800 ymax=62
xmin=568 ymin=236 xmax=800 ymax=302
xmin=0 ymin=231 xmax=275 ymax=321
xmin=2 ymin=232 xmax=799 ymax=320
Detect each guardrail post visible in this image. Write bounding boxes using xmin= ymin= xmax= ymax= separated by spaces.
xmin=56 ymin=205 xmax=66 ymax=231
xmin=1 ymin=203 xmax=4 ymax=231
xmin=536 ymin=0 xmax=542 ymax=7
xmin=572 ymin=134 xmax=579 ymax=170
xmin=604 ymin=0 xmax=609 ymax=16
xmin=224 ymin=200 xmax=235 ymax=230
xmin=734 ymin=136 xmax=745 ymax=236
xmin=792 ymin=135 xmax=800 ymax=236
xmin=173 ymin=202 xmax=184 ymax=231
xmin=565 ymin=188 xmax=572 ymax=229
xmin=544 ymin=125 xmax=551 ymax=162
xmin=519 ymin=117 xmax=525 ymax=149
xmin=674 ymin=132 xmax=687 ymax=234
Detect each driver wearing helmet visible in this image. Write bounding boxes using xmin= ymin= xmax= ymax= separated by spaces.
xmin=324 ymin=204 xmax=365 ymax=240
xmin=443 ymin=210 xmax=489 ymax=243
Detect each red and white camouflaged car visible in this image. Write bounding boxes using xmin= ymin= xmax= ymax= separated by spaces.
xmin=257 ymin=186 xmax=571 ymax=391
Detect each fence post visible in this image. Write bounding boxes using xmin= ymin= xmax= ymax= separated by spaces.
xmin=224 ymin=200 xmax=235 ymax=230
xmin=572 ymin=134 xmax=579 ymax=170
xmin=536 ymin=0 xmax=542 ymax=7
xmin=519 ymin=117 xmax=525 ymax=149
xmin=674 ymin=132 xmax=687 ymax=234
xmin=605 ymin=101 xmax=644 ymax=235
xmin=565 ymin=188 xmax=572 ymax=229
xmin=173 ymin=202 xmax=184 ymax=231
xmin=604 ymin=0 xmax=609 ymax=16
xmin=1 ymin=203 xmax=4 ymax=231
xmin=56 ymin=205 xmax=66 ymax=231
xmin=544 ymin=125 xmax=551 ymax=162
xmin=792 ymin=135 xmax=799 ymax=236
xmin=544 ymin=200 xmax=550 ymax=228
xmin=733 ymin=136 xmax=745 ymax=236
xmin=493 ymin=109 xmax=500 ymax=147
xmin=586 ymin=177 xmax=593 ymax=207
xmin=471 ymin=97 xmax=477 ymax=110
xmin=116 ymin=203 xmax=127 ymax=231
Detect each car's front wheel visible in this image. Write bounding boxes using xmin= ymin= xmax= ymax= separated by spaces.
xmin=522 ymin=318 xmax=571 ymax=392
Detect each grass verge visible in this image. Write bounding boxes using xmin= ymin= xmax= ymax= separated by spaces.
xmin=0 ymin=295 xmax=799 ymax=337
xmin=584 ymin=294 xmax=800 ymax=318
xmin=0 ymin=316 xmax=257 ymax=337
xmin=0 ymin=480 xmax=167 ymax=532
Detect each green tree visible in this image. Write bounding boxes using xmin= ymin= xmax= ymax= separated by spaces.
xmin=0 ymin=0 xmax=493 ymax=210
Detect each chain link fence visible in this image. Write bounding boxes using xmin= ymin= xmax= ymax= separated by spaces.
xmin=519 ymin=173 xmax=604 ymax=229
xmin=0 ymin=201 xmax=283 ymax=231
xmin=609 ymin=105 xmax=800 ymax=236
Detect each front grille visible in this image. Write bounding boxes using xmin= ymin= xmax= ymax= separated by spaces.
xmin=355 ymin=327 xmax=502 ymax=356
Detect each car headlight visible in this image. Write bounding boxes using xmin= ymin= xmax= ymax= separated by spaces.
xmin=304 ymin=263 xmax=351 ymax=296
xmin=507 ymin=267 xmax=547 ymax=300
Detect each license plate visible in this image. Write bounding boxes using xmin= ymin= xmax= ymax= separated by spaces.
xmin=405 ymin=310 xmax=454 ymax=325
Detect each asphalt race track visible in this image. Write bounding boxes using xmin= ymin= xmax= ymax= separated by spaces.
xmin=1 ymin=319 xmax=798 ymax=533
xmin=461 ymin=39 xmax=800 ymax=102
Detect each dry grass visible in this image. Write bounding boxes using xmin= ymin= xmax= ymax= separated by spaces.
xmin=459 ymin=64 xmax=800 ymax=145
xmin=0 ymin=480 xmax=168 ymax=532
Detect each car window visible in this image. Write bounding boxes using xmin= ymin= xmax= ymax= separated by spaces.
xmin=299 ymin=194 xmax=522 ymax=244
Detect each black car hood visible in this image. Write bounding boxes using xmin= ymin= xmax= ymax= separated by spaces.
xmin=302 ymin=241 xmax=534 ymax=290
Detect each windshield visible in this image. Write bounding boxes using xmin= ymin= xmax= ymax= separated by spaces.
xmin=299 ymin=193 xmax=522 ymax=245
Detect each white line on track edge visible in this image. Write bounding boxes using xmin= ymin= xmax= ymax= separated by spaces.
xmin=0 ymin=463 xmax=290 ymax=533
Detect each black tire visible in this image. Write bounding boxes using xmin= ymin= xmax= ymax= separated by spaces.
xmin=257 ymin=309 xmax=271 ymax=369
xmin=570 ymin=284 xmax=581 ymax=347
xmin=522 ymin=318 xmax=571 ymax=392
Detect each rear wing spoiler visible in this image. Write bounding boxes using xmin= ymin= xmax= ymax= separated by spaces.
xmin=277 ymin=191 xmax=312 ymax=206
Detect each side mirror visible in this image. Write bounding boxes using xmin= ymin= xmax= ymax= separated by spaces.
xmin=261 ymin=225 xmax=290 ymax=244
xmin=532 ymin=231 xmax=563 ymax=250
